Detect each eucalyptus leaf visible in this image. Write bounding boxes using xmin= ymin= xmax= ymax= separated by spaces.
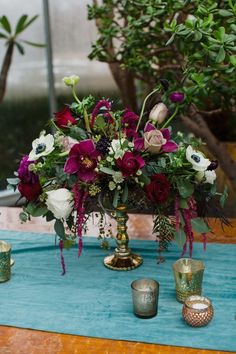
xmin=220 ymin=185 xmax=228 ymax=208
xmin=176 ymin=179 xmax=194 ymax=198
xmin=191 ymin=218 xmax=211 ymax=233
xmin=122 ymin=183 xmax=128 ymax=204
xmin=112 ymin=189 xmax=120 ymax=208
xmin=54 ymin=219 xmax=65 ymax=239
xmin=7 ymin=177 xmax=20 ymax=185
xmin=26 ymin=203 xmax=48 ymax=217
xmin=99 ymin=166 xmax=114 ymax=175
xmin=174 ymin=228 xmax=186 ymax=248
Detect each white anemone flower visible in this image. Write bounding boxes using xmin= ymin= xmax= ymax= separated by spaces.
xmin=29 ymin=131 xmax=54 ymax=160
xmin=186 ymin=146 xmax=210 ymax=172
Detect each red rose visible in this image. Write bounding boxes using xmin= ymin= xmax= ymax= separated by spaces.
xmin=18 ymin=181 xmax=42 ymax=201
xmin=145 ymin=173 xmax=170 ymax=204
xmin=116 ymin=152 xmax=145 ymax=177
xmin=54 ymin=107 xmax=76 ymax=128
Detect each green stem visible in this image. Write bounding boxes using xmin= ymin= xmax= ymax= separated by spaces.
xmin=83 ymin=109 xmax=92 ymax=133
xmin=71 ymin=86 xmax=91 ymax=133
xmin=50 ymin=119 xmax=65 ymax=135
xmin=161 ymin=104 xmax=179 ymax=129
xmin=71 ymin=86 xmax=80 ymax=104
xmin=136 ymin=86 xmax=161 ymax=132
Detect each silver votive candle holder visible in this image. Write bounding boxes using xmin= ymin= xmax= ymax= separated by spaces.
xmin=182 ymin=295 xmax=214 ymax=327
xmin=172 ymin=258 xmax=205 ymax=303
xmin=131 ymin=278 xmax=159 ymax=318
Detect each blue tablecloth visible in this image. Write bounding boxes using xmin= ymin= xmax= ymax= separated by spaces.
xmin=0 ymin=230 xmax=235 ymax=351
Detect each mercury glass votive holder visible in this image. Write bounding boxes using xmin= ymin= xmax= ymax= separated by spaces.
xmin=0 ymin=240 xmax=14 ymax=283
xmin=131 ymin=278 xmax=159 ymax=318
xmin=182 ymin=295 xmax=214 ymax=327
xmin=172 ymin=258 xmax=205 ymax=303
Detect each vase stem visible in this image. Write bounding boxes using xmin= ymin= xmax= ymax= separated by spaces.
xmin=103 ymin=205 xmax=143 ymax=271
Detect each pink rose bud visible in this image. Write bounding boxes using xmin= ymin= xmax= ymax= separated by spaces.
xmin=149 ymin=103 xmax=169 ymax=124
xmin=169 ymin=91 xmax=185 ymax=103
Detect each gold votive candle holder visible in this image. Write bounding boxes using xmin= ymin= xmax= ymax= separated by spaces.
xmin=131 ymin=278 xmax=159 ymax=318
xmin=172 ymin=258 xmax=205 ymax=303
xmin=0 ymin=240 xmax=15 ymax=283
xmin=182 ymin=295 xmax=214 ymax=327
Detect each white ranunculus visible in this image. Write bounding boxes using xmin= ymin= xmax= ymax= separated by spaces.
xmin=29 ymin=131 xmax=54 ymax=160
xmin=109 ymin=139 xmax=126 ymax=159
xmin=149 ymin=102 xmax=168 ymax=124
xmin=62 ymin=75 xmax=80 ymax=87
xmin=46 ymin=188 xmax=74 ymax=220
xmin=204 ymin=170 xmax=216 ymax=184
xmin=186 ymin=146 xmax=210 ymax=172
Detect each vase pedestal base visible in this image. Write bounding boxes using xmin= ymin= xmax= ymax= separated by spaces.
xmin=104 ymin=252 xmax=143 ymax=271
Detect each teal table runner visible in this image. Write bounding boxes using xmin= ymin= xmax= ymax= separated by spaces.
xmin=0 ymin=230 xmax=235 ymax=352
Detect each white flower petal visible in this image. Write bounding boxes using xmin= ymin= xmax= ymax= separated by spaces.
xmin=46 ymin=188 xmax=74 ymax=220
xmin=204 ymin=170 xmax=216 ymax=184
xmin=186 ymin=145 xmax=210 ymax=171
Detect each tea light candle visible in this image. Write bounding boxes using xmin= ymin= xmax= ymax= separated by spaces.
xmin=182 ymin=295 xmax=214 ymax=327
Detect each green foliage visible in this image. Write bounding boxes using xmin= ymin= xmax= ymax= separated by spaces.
xmin=25 ymin=202 xmax=48 ymax=217
xmin=174 ymin=228 xmax=186 ymax=248
xmin=191 ymin=218 xmax=211 ymax=233
xmin=54 ymin=219 xmax=66 ymax=239
xmin=153 ymin=214 xmax=175 ymax=251
xmin=88 ymin=0 xmax=236 ymax=124
xmin=0 ymin=14 xmax=44 ymax=55
xmin=70 ymin=95 xmax=95 ymax=115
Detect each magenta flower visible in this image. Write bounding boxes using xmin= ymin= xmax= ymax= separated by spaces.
xmin=116 ymin=151 xmax=145 ymax=177
xmin=121 ymin=109 xmax=139 ymax=138
xmin=18 ymin=155 xmax=38 ymax=184
xmin=134 ymin=123 xmax=178 ymax=153
xmin=64 ymin=139 xmax=99 ymax=182
xmin=91 ymin=100 xmax=111 ymax=128
xmin=169 ymin=91 xmax=184 ymax=103
xmin=17 ymin=155 xmax=42 ymax=201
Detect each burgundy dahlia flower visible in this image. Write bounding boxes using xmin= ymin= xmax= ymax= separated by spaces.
xmin=116 ymin=151 xmax=145 ymax=177
xmin=145 ymin=173 xmax=170 ymax=204
xmin=64 ymin=139 xmax=99 ymax=182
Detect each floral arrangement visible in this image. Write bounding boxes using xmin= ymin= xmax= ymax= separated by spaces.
xmin=8 ymin=75 xmax=227 ymax=273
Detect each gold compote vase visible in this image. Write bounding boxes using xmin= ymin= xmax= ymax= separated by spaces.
xmin=103 ymin=204 xmax=143 ymax=271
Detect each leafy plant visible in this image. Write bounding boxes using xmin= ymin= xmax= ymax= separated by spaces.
xmin=0 ymin=14 xmax=44 ymax=102
xmin=88 ymin=0 xmax=236 ymax=192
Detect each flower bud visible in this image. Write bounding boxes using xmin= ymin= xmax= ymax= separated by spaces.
xmin=149 ymin=103 xmax=168 ymax=124
xmin=169 ymin=91 xmax=184 ymax=103
xmin=207 ymin=160 xmax=218 ymax=171
xmin=62 ymin=75 xmax=80 ymax=87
